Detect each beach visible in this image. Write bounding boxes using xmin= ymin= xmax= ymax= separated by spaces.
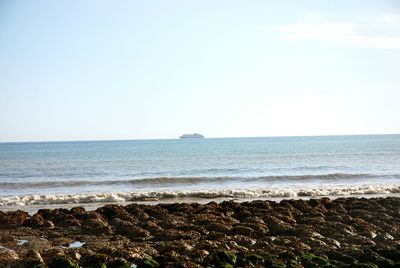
xmin=1 ymin=197 xmax=400 ymax=267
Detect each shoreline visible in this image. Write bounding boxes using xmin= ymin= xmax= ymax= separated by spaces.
xmin=1 ymin=192 xmax=400 ymax=215
xmin=1 ymin=182 xmax=400 ymax=214
xmin=1 ymin=196 xmax=399 ymax=267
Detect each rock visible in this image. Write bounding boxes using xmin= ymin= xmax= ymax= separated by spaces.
xmin=263 ymin=215 xmax=294 ymax=235
xmin=80 ymin=253 xmax=109 ymax=267
xmin=300 ymin=252 xmax=332 ymax=267
xmin=206 ymin=222 xmax=232 ymax=233
xmin=343 ymin=263 xmax=379 ymax=268
xmin=0 ymin=210 xmax=30 ymax=228
xmin=232 ymin=225 xmax=253 ymax=236
xmin=0 ymin=198 xmax=399 ymax=267
xmin=57 ymin=218 xmax=81 ymax=227
xmin=0 ymin=246 xmax=19 ymax=266
xmin=359 ymin=250 xmax=395 ymax=268
xmin=204 ymin=249 xmax=237 ymax=265
xmin=43 ymin=220 xmax=55 ymax=228
xmin=157 ymin=241 xmax=194 ymax=255
xmin=137 ymin=257 xmax=160 ymax=268
xmin=373 ymin=232 xmax=394 ymax=243
xmin=110 ymin=218 xmax=150 ymax=239
xmin=0 ymin=234 xmax=15 ymax=243
xmin=97 ymin=204 xmax=136 ymax=223
xmin=49 ymin=256 xmax=79 ymax=268
xmin=82 ymin=218 xmax=112 ymax=235
xmin=196 ymin=240 xmax=220 ymax=250
xmin=124 ymin=205 xmax=150 ymax=221
xmin=246 ymin=254 xmax=264 ymax=266
xmin=23 ymin=214 xmax=45 ymax=227
xmin=154 ymin=229 xmax=199 ymax=241
xmin=107 ymin=258 xmax=131 ymax=268
xmin=25 ymin=249 xmax=44 ymax=264
xmin=70 ymin=206 xmax=86 ymax=215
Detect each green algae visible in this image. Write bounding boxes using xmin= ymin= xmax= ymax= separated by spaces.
xmin=137 ymin=258 xmax=160 ymax=268
xmin=107 ymin=258 xmax=131 ymax=268
xmin=49 ymin=256 xmax=79 ymax=268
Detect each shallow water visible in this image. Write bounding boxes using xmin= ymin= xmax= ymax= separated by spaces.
xmin=0 ymin=134 xmax=399 ymax=207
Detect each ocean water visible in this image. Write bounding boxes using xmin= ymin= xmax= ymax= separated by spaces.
xmin=0 ymin=134 xmax=400 ymax=207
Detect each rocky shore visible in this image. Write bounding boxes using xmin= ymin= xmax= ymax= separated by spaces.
xmin=0 ymin=197 xmax=399 ymax=267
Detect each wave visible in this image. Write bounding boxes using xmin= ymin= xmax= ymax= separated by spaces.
xmin=1 ymin=184 xmax=399 ymax=206
xmin=0 ymin=173 xmax=394 ymax=189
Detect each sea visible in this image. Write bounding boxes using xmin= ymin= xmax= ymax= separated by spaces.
xmin=0 ymin=134 xmax=400 ymax=211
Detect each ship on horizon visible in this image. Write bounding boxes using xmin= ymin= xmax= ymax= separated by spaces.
xmin=180 ymin=133 xmax=204 ymax=139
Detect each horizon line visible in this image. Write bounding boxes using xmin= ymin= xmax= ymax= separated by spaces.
xmin=0 ymin=132 xmax=399 ymax=144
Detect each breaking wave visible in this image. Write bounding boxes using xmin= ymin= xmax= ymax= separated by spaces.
xmin=1 ymin=184 xmax=399 ymax=206
xmin=0 ymin=173 xmax=395 ymax=189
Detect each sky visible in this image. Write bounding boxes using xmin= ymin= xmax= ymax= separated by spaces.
xmin=0 ymin=0 xmax=399 ymax=142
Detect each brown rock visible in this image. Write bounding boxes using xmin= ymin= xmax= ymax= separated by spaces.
xmin=263 ymin=215 xmax=294 ymax=235
xmin=206 ymin=222 xmax=232 ymax=233
xmin=0 ymin=210 xmax=30 ymax=228
xmin=43 ymin=220 xmax=55 ymax=228
xmin=110 ymin=218 xmax=150 ymax=239
xmin=0 ymin=246 xmax=19 ymax=266
xmin=24 ymin=249 xmax=44 ymax=265
xmin=23 ymin=213 xmax=45 ymax=227
xmin=83 ymin=218 xmax=112 ymax=235
xmin=232 ymin=225 xmax=253 ymax=236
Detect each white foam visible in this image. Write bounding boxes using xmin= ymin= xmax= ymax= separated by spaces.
xmin=1 ymin=183 xmax=399 ymax=207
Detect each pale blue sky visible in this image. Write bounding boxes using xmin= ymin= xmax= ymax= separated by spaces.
xmin=1 ymin=1 xmax=399 ymax=141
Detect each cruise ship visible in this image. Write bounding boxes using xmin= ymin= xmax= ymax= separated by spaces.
xmin=179 ymin=133 xmax=204 ymax=139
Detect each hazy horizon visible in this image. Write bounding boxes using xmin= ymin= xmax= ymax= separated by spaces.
xmin=1 ymin=1 xmax=399 ymax=142
xmin=1 ymin=132 xmax=399 ymax=143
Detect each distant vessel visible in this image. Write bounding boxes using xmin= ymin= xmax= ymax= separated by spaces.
xmin=180 ymin=133 xmax=204 ymax=139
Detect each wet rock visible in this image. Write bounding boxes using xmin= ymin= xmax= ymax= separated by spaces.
xmin=124 ymin=204 xmax=150 ymax=221
xmin=232 ymin=225 xmax=253 ymax=236
xmin=140 ymin=220 xmax=164 ymax=234
xmin=204 ymin=249 xmax=237 ymax=266
xmin=137 ymin=257 xmax=160 ymax=268
xmin=0 ymin=210 xmax=30 ymax=228
xmin=97 ymin=204 xmax=136 ymax=223
xmin=49 ymin=255 xmax=79 ymax=268
xmin=142 ymin=206 xmax=169 ymax=221
xmin=23 ymin=213 xmax=45 ymax=227
xmin=65 ymin=249 xmax=81 ymax=262
xmin=178 ymin=224 xmax=209 ymax=235
xmin=23 ymin=249 xmax=44 ymax=266
xmin=373 ymin=232 xmax=394 ymax=243
xmin=0 ymin=234 xmax=16 ymax=243
xmin=206 ymin=222 xmax=232 ymax=233
xmin=359 ymin=249 xmax=395 ymax=268
xmin=0 ymin=246 xmax=19 ymax=266
xmin=300 ymin=252 xmax=332 ymax=267
xmin=154 ymin=229 xmax=200 ymax=241
xmin=156 ymin=241 xmax=194 ymax=255
xmin=0 ymin=197 xmax=399 ymax=267
xmin=57 ymin=218 xmax=81 ymax=228
xmin=43 ymin=220 xmax=55 ymax=229
xmin=70 ymin=206 xmax=86 ymax=215
xmin=107 ymin=257 xmax=131 ymax=268
xmin=195 ymin=240 xmax=220 ymax=251
xmin=82 ymin=218 xmax=112 ymax=235
xmin=80 ymin=252 xmax=109 ymax=267
xmin=263 ymin=215 xmax=294 ymax=235
xmin=110 ymin=218 xmax=150 ymax=239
